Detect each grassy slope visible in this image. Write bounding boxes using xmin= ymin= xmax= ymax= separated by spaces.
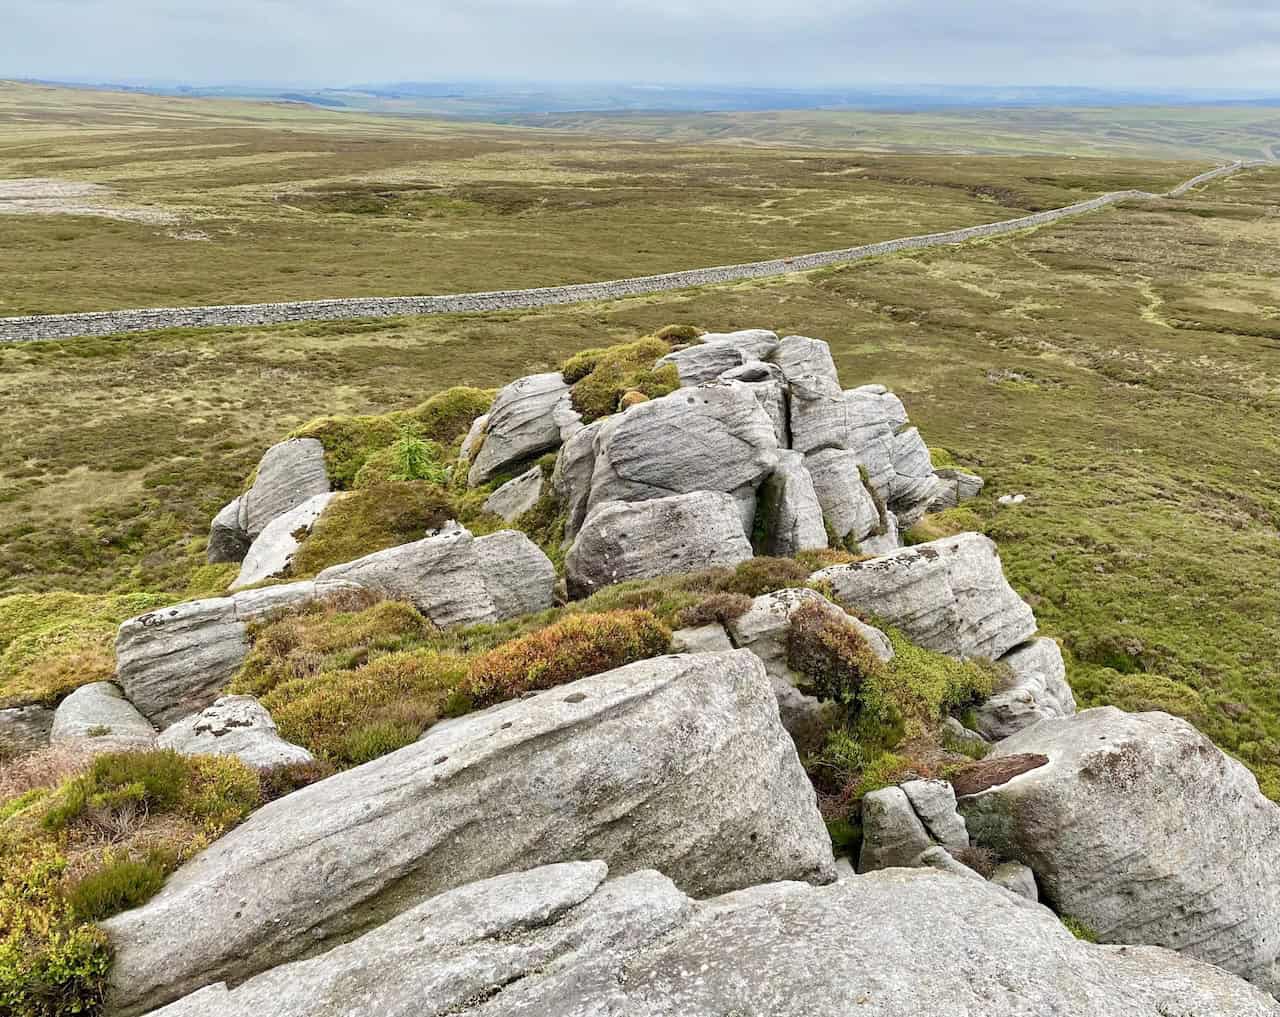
xmin=0 ymin=82 xmax=1206 ymax=315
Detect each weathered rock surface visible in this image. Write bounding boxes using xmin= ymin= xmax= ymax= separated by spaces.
xmin=804 ymin=447 xmax=882 ymax=545
xmin=481 ymin=465 xmax=543 ymax=522
xmin=585 ymin=382 xmax=779 ymax=514
xmin=754 ymin=450 xmax=828 ymax=556
xmin=859 ymin=509 xmax=900 ymax=556
xmin=976 ymin=637 xmax=1077 ymax=740
xmin=930 ymin=467 xmax=985 ymax=510
xmin=456 ymin=412 xmax=489 ymax=463
xmin=775 ymin=335 xmax=847 ymax=454
xmin=146 ymin=863 xmax=1280 ymax=1017
xmin=858 ymin=785 xmax=933 ymax=872
xmin=472 ymin=530 xmax=557 ymax=618
xmin=813 ymin=532 xmax=1036 ymax=660
xmin=843 ymin=384 xmax=908 ymax=498
xmin=670 ymin=623 xmax=734 ymax=654
xmin=551 ymin=390 xmax=583 ymax=441
xmin=901 ymin=778 xmax=969 ymax=850
xmin=157 ymin=696 xmax=314 ymax=768
xmin=699 ymin=327 xmax=780 ymax=360
xmin=991 ymin=861 xmax=1040 ymax=903
xmin=104 ymin=651 xmax=835 ymax=1014
xmin=0 ymin=705 xmax=53 ymax=755
xmin=232 ymin=492 xmax=335 ymax=590
xmin=656 ymin=341 xmax=745 ymax=385
xmin=468 ymin=372 xmax=569 ymax=485
xmin=552 ymin=417 xmax=604 ymax=542
xmin=889 ymin=425 xmax=945 ymax=525
xmin=721 ymin=360 xmax=789 ymax=443
xmin=241 ymin=438 xmax=331 ymax=541
xmin=50 ymin=682 xmax=155 ymax=751
xmin=942 ymin=715 xmax=991 ymax=753
xmin=565 ymin=492 xmax=753 ymax=597
xmin=960 ymin=706 xmax=1280 ymax=997
xmin=206 ymin=497 xmax=249 ymax=564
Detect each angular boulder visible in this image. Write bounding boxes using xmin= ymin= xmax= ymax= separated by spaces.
xmin=566 ymin=491 xmax=753 ymax=597
xmin=812 ymin=532 xmax=1036 ymax=660
xmin=844 ymin=384 xmax=908 ymax=498
xmin=472 ymin=530 xmax=557 ymax=618
xmin=103 ymin=651 xmax=835 ymax=1014
xmin=719 ymin=360 xmax=788 ymax=444
xmin=468 ymin=372 xmax=569 ymax=486
xmin=50 ymin=682 xmax=156 ymax=751
xmin=157 ymin=696 xmax=314 ymax=768
xmin=804 ymin=447 xmax=883 ymax=546
xmin=699 ymin=327 xmax=780 ymax=360
xmin=754 ymin=450 xmax=828 ymax=556
xmin=481 ymin=464 xmax=544 ymax=522
xmin=858 ymin=786 xmax=934 ymax=873
xmin=774 ymin=335 xmax=846 ymax=454
xmin=975 ymin=637 xmax=1077 ymax=740
xmin=241 ymin=438 xmax=331 ymax=541
xmin=232 ymin=492 xmax=335 ymax=590
xmin=0 ymin=705 xmax=53 ymax=756
xmin=901 ymin=778 xmax=969 ymax=850
xmin=551 ymin=416 xmax=604 ymax=542
xmin=930 ymin=467 xmax=985 ymax=511
xmin=670 ymin=623 xmax=734 ymax=654
xmin=206 ymin=497 xmax=250 ymax=564
xmin=656 ymin=342 xmax=745 ymax=386
xmin=960 ymin=706 xmax=1280 ymax=997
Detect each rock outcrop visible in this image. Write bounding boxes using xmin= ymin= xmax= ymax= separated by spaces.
xmin=960 ymin=707 xmax=1280 ymax=997
xmin=468 ymin=372 xmax=569 ymax=485
xmin=812 ymin=532 xmax=1036 ymax=660
xmin=143 ymin=863 xmax=1280 ymax=1017
xmin=480 ymin=465 xmax=543 ymax=522
xmin=804 ymin=447 xmax=883 ymax=545
xmin=565 ymin=491 xmax=753 ymax=597
xmin=103 ymin=650 xmax=834 ymax=1014
xmin=754 ymin=450 xmax=828 ymax=556
xmin=232 ymin=491 xmax=335 ymax=590
xmin=973 ymin=637 xmax=1076 ymax=740
xmin=157 ymin=696 xmax=314 ymax=768
xmin=50 ymin=682 xmax=156 ymax=751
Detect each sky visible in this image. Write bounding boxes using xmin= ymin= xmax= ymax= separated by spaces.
xmin=3 ymin=0 xmax=1280 ymax=91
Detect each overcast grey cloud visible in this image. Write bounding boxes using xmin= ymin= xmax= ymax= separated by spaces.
xmin=3 ymin=0 xmax=1279 ymax=89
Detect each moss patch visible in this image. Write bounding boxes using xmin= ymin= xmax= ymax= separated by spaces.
xmin=562 ymin=337 xmax=680 ymax=423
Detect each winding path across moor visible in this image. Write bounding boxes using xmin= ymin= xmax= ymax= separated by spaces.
xmin=0 ymin=160 xmax=1266 ymax=344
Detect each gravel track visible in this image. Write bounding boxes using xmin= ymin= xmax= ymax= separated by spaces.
xmin=0 ymin=160 xmax=1263 ymax=345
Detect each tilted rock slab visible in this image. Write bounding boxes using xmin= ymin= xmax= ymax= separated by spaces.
xmin=960 ymin=706 xmax=1280 ymax=998
xmin=103 ymin=650 xmax=835 ymax=1014
xmin=804 ymin=446 xmax=883 ymax=545
xmin=231 ymin=492 xmax=335 ymax=590
xmin=975 ymin=636 xmax=1077 ymax=740
xmin=157 ymin=695 xmax=314 ymax=769
xmin=50 ymin=682 xmax=156 ymax=752
xmin=467 ymin=372 xmax=569 ymax=486
xmin=565 ymin=491 xmax=754 ymax=597
xmin=480 ymin=464 xmax=543 ymax=522
xmin=889 ymin=425 xmax=945 ymax=525
xmin=844 ymin=384 xmax=909 ymax=498
xmin=754 ymin=450 xmax=828 ymax=556
xmin=551 ymin=416 xmax=604 ymax=542
xmin=812 ymin=532 xmax=1036 ymax=660
xmin=146 ymin=863 xmax=1280 ymax=1017
xmin=719 ymin=359 xmax=788 ymax=444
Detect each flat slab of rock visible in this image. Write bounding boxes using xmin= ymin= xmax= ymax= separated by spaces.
xmin=481 ymin=465 xmax=543 ymax=522
xmin=468 ymin=372 xmax=568 ymax=486
xmin=50 ymin=682 xmax=155 ymax=751
xmin=232 ymin=492 xmax=335 ymax=590
xmin=812 ymin=532 xmax=1037 ymax=660
xmin=147 ymin=864 xmax=1280 ymax=1017
xmin=976 ymin=637 xmax=1077 ymax=740
xmin=104 ymin=650 xmax=834 ymax=1014
xmin=566 ymin=491 xmax=753 ymax=597
xmin=157 ymin=696 xmax=313 ymax=769
xmin=960 ymin=706 xmax=1280 ymax=997
xmin=671 ymin=623 xmax=734 ymax=654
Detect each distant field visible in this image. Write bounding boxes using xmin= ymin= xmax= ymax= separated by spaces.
xmin=0 ymin=82 xmax=1212 ymax=315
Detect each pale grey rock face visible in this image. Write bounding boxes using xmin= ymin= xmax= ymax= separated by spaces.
xmin=721 ymin=366 xmax=788 ymax=445
xmin=844 ymin=385 xmax=908 ymax=498
xmin=157 ymin=696 xmax=314 ymax=769
xmin=976 ymin=637 xmax=1077 ymax=740
xmin=991 ymin=861 xmax=1040 ymax=903
xmin=473 ymin=530 xmax=557 ymax=619
xmin=755 ymin=451 xmax=828 ymax=556
xmin=699 ymin=327 xmax=780 ymax=361
xmin=812 ymin=532 xmax=1036 ymax=661
xmin=552 ymin=417 xmax=605 ymax=542
xmin=315 ymin=526 xmax=497 ymax=627
xmin=145 ymin=865 xmax=1280 ymax=1017
xmin=775 ymin=335 xmax=847 ymax=454
xmin=585 ymin=382 xmax=779 ymax=514
xmin=228 ymin=581 xmax=318 ymax=621
xmin=889 ymin=426 xmax=945 ymax=525
xmin=929 ymin=467 xmax=985 ymax=511
xmin=960 ymin=706 xmax=1280 ymax=998
xmin=50 ymin=682 xmax=155 ymax=751
xmin=858 ymin=509 xmax=901 ymax=556
xmin=858 ymin=786 xmax=933 ymax=873
xmin=456 ymin=412 xmax=489 ymax=464
xmin=0 ymin=705 xmax=53 ymax=755
xmin=670 ymin=623 xmax=734 ymax=654
xmin=241 ymin=438 xmax=331 ymax=541
xmin=656 ymin=342 xmax=745 ymax=385
xmin=481 ymin=465 xmax=544 ymax=522
xmin=551 ymin=390 xmax=583 ymax=442
xmin=468 ymin=372 xmax=569 ymax=486
xmin=104 ymin=651 xmax=835 ymax=1015
xmin=900 ymin=778 xmax=969 ymax=850
xmin=565 ymin=492 xmax=753 ymax=598
xmin=232 ymin=492 xmax=335 ymax=590
xmin=804 ymin=447 xmax=882 ymax=544
xmin=207 ymin=496 xmax=249 ymax=564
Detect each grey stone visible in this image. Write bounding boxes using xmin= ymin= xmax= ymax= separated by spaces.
xmin=719 ymin=358 xmax=784 ymax=385
xmin=232 ymin=492 xmax=335 ymax=590
xmin=890 ymin=426 xmax=945 ymax=526
xmin=812 ymin=532 xmax=1037 ymax=660
xmin=774 ymin=335 xmax=848 ymax=454
xmin=468 ymin=372 xmax=569 ymax=485
xmin=565 ymin=492 xmax=753 ymax=597
xmin=103 ymin=651 xmax=835 ymax=1014
xmin=157 ymin=696 xmax=314 ymax=768
xmin=942 ymin=715 xmax=991 ymax=752
xmin=241 ymin=438 xmax=331 ymax=541
xmin=481 ymin=465 xmax=544 ymax=522
xmin=472 ymin=530 xmax=557 ymax=619
xmin=699 ymin=327 xmax=781 ymax=360
xmin=844 ymin=385 xmax=908 ymax=498
xmin=229 ymin=581 xmax=319 ymax=621
xmin=755 ymin=451 xmax=828 ymax=556
xmin=833 ymin=856 xmax=856 ymax=881
xmin=50 ymin=682 xmax=156 ymax=751
xmin=551 ymin=390 xmax=583 ymax=442
xmin=859 ymin=509 xmax=900 ymax=556
xmin=0 ymin=705 xmax=53 ymax=756
xmin=720 ymin=363 xmax=789 ymax=445
xmin=456 ymin=412 xmax=489 ymax=464
xmin=656 ymin=342 xmax=745 ymax=385
xmin=143 ymin=864 xmax=1280 ymax=1017
xmin=804 ymin=447 xmax=882 ymax=545
xmin=552 ymin=417 xmax=605 ymax=542
xmin=959 ymin=706 xmax=1280 ymax=997
xmin=207 ymin=496 xmax=250 ymax=564
xmin=670 ymin=623 xmax=733 ymax=654
xmin=991 ymin=861 xmax=1040 ymax=903
xmin=858 ymin=786 xmax=933 ymax=873
xmin=929 ymin=467 xmax=985 ymax=510
xmin=976 ymin=637 xmax=1077 ymax=740
xmin=901 ymin=778 xmax=969 ymax=850
xmin=915 ymin=844 xmax=985 ymax=882
xmin=585 ymin=382 xmax=779 ymax=515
